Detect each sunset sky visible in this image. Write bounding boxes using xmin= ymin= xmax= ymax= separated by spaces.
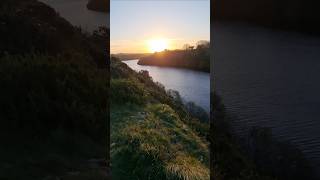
xmin=110 ymin=0 xmax=210 ymax=54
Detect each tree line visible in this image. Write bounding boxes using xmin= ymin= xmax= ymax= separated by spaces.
xmin=138 ymin=40 xmax=210 ymax=72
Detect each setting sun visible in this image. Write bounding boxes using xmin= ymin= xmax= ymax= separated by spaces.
xmin=148 ymin=39 xmax=168 ymax=52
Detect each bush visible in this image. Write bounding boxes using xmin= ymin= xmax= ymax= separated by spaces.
xmin=0 ymin=53 xmax=107 ymax=142
xmin=110 ymin=79 xmax=147 ymax=105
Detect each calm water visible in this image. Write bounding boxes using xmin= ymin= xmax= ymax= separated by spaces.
xmin=40 ymin=0 xmax=109 ymax=32
xmin=124 ymin=60 xmax=210 ymax=113
xmin=213 ymin=22 xmax=320 ymax=170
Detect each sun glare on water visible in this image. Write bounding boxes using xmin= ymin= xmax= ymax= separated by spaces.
xmin=148 ymin=39 xmax=168 ymax=53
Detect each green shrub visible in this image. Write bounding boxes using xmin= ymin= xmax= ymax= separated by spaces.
xmin=110 ymin=79 xmax=147 ymax=105
xmin=0 ymin=53 xmax=107 ymax=142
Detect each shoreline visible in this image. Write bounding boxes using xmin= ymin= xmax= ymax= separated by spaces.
xmin=124 ymin=59 xmax=210 ymax=113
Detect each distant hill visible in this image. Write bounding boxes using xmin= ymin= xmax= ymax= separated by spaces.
xmin=112 ymin=53 xmax=152 ymax=61
xmin=87 ymin=0 xmax=109 ymax=13
xmin=138 ymin=41 xmax=210 ymax=72
xmin=213 ymin=0 xmax=320 ymax=34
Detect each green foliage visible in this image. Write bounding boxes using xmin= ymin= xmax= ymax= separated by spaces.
xmin=0 ymin=53 xmax=108 ymax=179
xmin=110 ymin=79 xmax=147 ymax=105
xmin=0 ymin=53 xmax=107 ymax=141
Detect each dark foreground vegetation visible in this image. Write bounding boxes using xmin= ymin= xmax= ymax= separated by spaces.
xmin=138 ymin=41 xmax=210 ymax=72
xmin=213 ymin=0 xmax=320 ymax=34
xmin=111 ymin=57 xmax=210 ymax=179
xmin=87 ymin=0 xmax=109 ymax=13
xmin=0 ymin=0 xmax=109 ymax=179
xmin=212 ymin=94 xmax=316 ymax=180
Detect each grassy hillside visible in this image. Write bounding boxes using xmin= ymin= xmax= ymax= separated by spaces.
xmin=138 ymin=41 xmax=210 ymax=72
xmin=110 ymin=57 xmax=210 ymax=179
xmin=0 ymin=0 xmax=109 ymax=179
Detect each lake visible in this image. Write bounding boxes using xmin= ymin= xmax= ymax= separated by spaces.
xmin=124 ymin=60 xmax=210 ymax=113
xmin=213 ymin=22 xmax=320 ymax=170
xmin=39 ymin=0 xmax=109 ymax=32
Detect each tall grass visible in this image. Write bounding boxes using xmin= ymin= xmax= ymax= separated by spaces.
xmin=111 ymin=103 xmax=209 ymax=180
